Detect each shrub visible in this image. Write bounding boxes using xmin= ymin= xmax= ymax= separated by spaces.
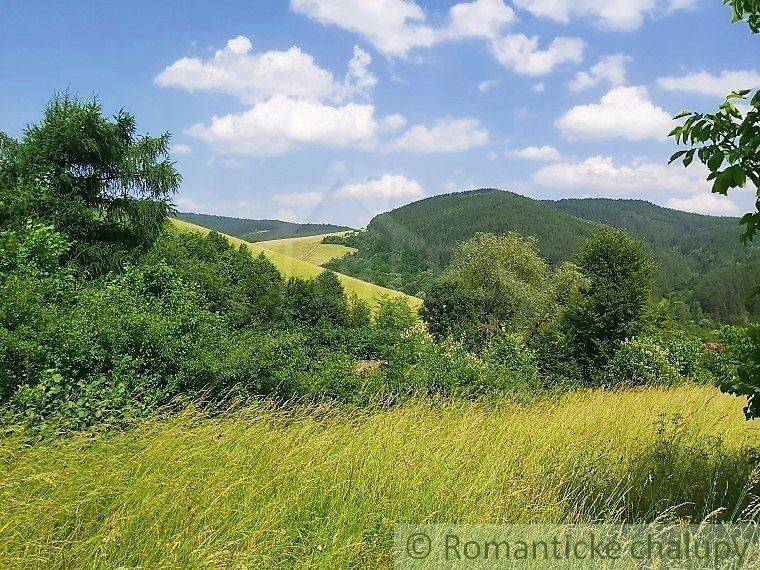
xmin=602 ymin=337 xmax=680 ymax=388
xmin=653 ymin=330 xmax=706 ymax=380
xmin=483 ymin=332 xmax=539 ymax=385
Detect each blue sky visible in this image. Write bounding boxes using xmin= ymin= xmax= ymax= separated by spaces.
xmin=1 ymin=0 xmax=758 ymax=227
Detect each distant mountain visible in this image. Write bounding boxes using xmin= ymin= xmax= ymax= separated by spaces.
xmin=324 ymin=189 xmax=760 ymax=322
xmin=175 ymin=213 xmax=351 ymax=242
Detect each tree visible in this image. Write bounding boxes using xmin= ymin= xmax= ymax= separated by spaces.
xmin=563 ymin=229 xmax=655 ymax=380
xmin=668 ymin=90 xmax=759 ymax=241
xmin=668 ymin=0 xmax=760 ymax=417
xmin=421 ymin=232 xmax=551 ymax=348
xmin=0 ymin=94 xmax=181 ymax=273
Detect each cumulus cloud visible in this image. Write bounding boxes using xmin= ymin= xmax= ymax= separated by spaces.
xmin=533 ymin=155 xmax=709 ymax=196
xmin=290 ymin=0 xmax=436 ymax=57
xmin=170 ymin=143 xmax=193 ymax=155
xmin=657 ymin=69 xmax=760 ymax=98
xmin=508 ymin=145 xmax=561 ymax=161
xmin=568 ymin=54 xmax=631 ymax=91
xmin=380 ymin=113 xmax=408 ymax=132
xmin=390 ymin=117 xmax=489 ymax=153
xmin=444 ymin=0 xmax=517 ymax=40
xmin=489 ymin=34 xmax=585 ymax=75
xmin=556 ymin=86 xmax=672 ymax=141
xmin=477 ymin=79 xmax=500 ymax=92
xmin=155 ymin=35 xmax=375 ymax=103
xmin=513 ymin=0 xmax=694 ymax=31
xmin=666 ymin=193 xmax=741 ymax=216
xmin=291 ymin=0 xmax=586 ymax=81
xmin=335 ymin=174 xmax=424 ymax=199
xmin=186 ymin=96 xmax=378 ymax=156
xmin=272 ymin=191 xmax=325 ymax=208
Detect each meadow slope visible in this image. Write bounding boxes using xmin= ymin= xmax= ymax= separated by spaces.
xmin=256 ymin=232 xmax=357 ymax=265
xmin=0 ymin=386 xmax=757 ymax=568
xmin=171 ymin=219 xmax=421 ymax=310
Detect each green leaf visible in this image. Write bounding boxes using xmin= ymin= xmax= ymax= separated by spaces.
xmin=672 ymin=110 xmax=692 ymax=119
xmin=668 ymin=150 xmax=687 ymax=164
xmin=683 ymin=149 xmax=695 ymax=167
xmin=707 ymin=152 xmax=724 ymax=172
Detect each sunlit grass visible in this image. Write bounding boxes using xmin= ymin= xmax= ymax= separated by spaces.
xmin=171 ymin=219 xmax=422 ymax=311
xmin=0 ymin=385 xmax=756 ymax=568
xmin=256 ymin=232 xmax=357 ymax=265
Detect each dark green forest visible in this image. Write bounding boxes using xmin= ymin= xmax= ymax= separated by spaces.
xmin=176 ymin=212 xmax=350 ymax=242
xmin=324 ymin=189 xmax=760 ymax=322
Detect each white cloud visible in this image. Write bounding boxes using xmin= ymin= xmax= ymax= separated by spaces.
xmin=533 ymin=155 xmax=709 ymax=195
xmin=532 ymin=82 xmax=545 ymax=92
xmin=657 ymin=69 xmax=760 ymax=98
xmin=170 ymin=143 xmax=193 ymax=155
xmin=667 ymin=193 xmax=741 ymax=216
xmin=272 ymin=191 xmax=325 ymax=208
xmin=391 ymin=117 xmax=489 ymax=153
xmin=568 ymin=54 xmax=631 ymax=91
xmin=187 ymin=95 xmax=377 ymax=156
xmin=335 ymin=174 xmax=424 ymax=199
xmin=513 ymin=0 xmax=694 ymax=31
xmin=290 ymin=0 xmax=436 ymax=57
xmin=290 ymin=0 xmax=590 ymax=81
xmin=509 ymin=145 xmax=561 ymax=161
xmin=330 ymin=160 xmax=348 ymax=173
xmin=489 ymin=34 xmax=585 ymax=75
xmin=155 ymin=35 xmax=375 ymax=104
xmin=477 ymin=79 xmax=500 ymax=92
xmin=380 ymin=113 xmax=408 ymax=132
xmin=445 ymin=0 xmax=517 ymax=40
xmin=556 ymin=86 xmax=672 ymax=141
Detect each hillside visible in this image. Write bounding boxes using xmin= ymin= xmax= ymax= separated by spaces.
xmin=171 ymin=219 xmax=421 ymax=310
xmin=175 ymin=213 xmax=351 ymax=242
xmin=324 ymin=189 xmax=760 ymax=321
xmin=256 ymin=232 xmax=356 ymax=265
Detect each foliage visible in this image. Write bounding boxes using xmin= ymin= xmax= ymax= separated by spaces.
xmin=602 ymin=338 xmax=680 ymax=388
xmin=421 ymin=232 xmax=553 ymax=348
xmin=326 ymin=189 xmax=760 ymax=322
xmin=726 ymin=0 xmax=760 ymax=33
xmin=0 ymin=94 xmax=181 ymax=273
xmin=669 ymin=90 xmax=760 ymax=242
xmin=563 ymin=229 xmax=655 ymax=379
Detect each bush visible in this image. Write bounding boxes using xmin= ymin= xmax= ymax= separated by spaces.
xmin=602 ymin=338 xmax=680 ymax=388
xmin=483 ymin=332 xmax=539 ymax=385
xmin=652 ymin=330 xmax=706 ymax=380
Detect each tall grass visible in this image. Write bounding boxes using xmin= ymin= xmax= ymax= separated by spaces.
xmin=0 ymin=386 xmax=757 ymax=568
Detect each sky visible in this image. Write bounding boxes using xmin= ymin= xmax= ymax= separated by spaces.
xmin=1 ymin=0 xmax=758 ymax=227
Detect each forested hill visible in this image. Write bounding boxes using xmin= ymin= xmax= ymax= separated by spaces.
xmin=324 ymin=189 xmax=760 ymax=322
xmin=175 ymin=213 xmax=351 ymax=242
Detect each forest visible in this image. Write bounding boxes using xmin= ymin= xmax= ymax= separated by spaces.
xmin=325 ymin=189 xmax=760 ymax=322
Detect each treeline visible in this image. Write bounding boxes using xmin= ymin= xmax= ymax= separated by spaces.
xmin=324 ymin=189 xmax=760 ymax=322
xmin=175 ymin=212 xmax=350 ymax=242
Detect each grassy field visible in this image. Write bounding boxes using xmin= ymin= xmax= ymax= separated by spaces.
xmin=256 ymin=232 xmax=357 ymax=265
xmin=171 ymin=219 xmax=421 ymax=310
xmin=1 ymin=385 xmax=756 ymax=568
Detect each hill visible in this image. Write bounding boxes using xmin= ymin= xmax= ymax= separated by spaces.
xmin=175 ymin=213 xmax=351 ymax=242
xmin=171 ymin=219 xmax=421 ymax=310
xmin=324 ymin=189 xmax=760 ymax=321
xmin=256 ymin=232 xmax=356 ymax=265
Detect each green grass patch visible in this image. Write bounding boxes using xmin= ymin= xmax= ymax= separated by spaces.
xmin=0 ymin=386 xmax=757 ymax=568
xmin=256 ymin=232 xmax=357 ymax=265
